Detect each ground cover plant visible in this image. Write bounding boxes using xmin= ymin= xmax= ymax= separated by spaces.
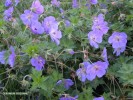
xmin=0 ymin=0 xmax=133 ymax=100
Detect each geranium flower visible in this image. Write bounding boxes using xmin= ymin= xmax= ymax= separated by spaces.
xmin=5 ymin=0 xmax=12 ymax=7
xmin=30 ymin=20 xmax=44 ymax=34
xmin=31 ymin=0 xmax=44 ymax=14
xmin=0 ymin=51 xmax=6 ymax=64
xmin=49 ymin=28 xmax=62 ymax=45
xmin=69 ymin=49 xmax=75 ymax=55
xmin=108 ymin=32 xmax=127 ymax=48
xmin=65 ymin=20 xmax=71 ymax=27
xmin=30 ymin=56 xmax=45 ymax=71
xmin=42 ymin=16 xmax=58 ymax=33
xmin=88 ymin=30 xmax=103 ymax=48
xmin=8 ymin=46 xmax=16 ymax=67
xmin=101 ymin=47 xmax=109 ymax=65
xmin=51 ymin=0 xmax=60 ymax=7
xmin=92 ymin=21 xmax=109 ymax=35
xmin=20 ymin=10 xmax=38 ymax=26
xmin=4 ymin=6 xmax=14 ymax=21
xmin=76 ymin=62 xmax=90 ymax=82
xmin=113 ymin=46 xmax=126 ymax=56
xmin=90 ymin=0 xmax=98 ymax=5
xmin=92 ymin=14 xmax=109 ymax=35
xmin=72 ymin=0 xmax=78 ymax=8
xmin=56 ymin=79 xmax=74 ymax=90
xmin=86 ymin=61 xmax=108 ymax=81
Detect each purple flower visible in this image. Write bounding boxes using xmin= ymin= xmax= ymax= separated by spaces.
xmin=30 ymin=56 xmax=45 ymax=71
xmin=51 ymin=0 xmax=60 ymax=7
xmin=108 ymin=32 xmax=127 ymax=48
xmin=31 ymin=0 xmax=44 ymax=14
xmin=60 ymin=8 xmax=65 ymax=18
xmin=113 ymin=46 xmax=126 ymax=56
xmin=8 ymin=46 xmax=16 ymax=67
xmin=65 ymin=49 xmax=75 ymax=55
xmin=93 ymin=96 xmax=104 ymax=100
xmin=92 ymin=21 xmax=109 ymax=35
xmin=88 ymin=30 xmax=103 ymax=48
xmin=60 ymin=95 xmax=78 ymax=100
xmin=5 ymin=0 xmax=12 ymax=7
xmin=60 ymin=8 xmax=64 ymax=14
xmin=42 ymin=16 xmax=58 ymax=33
xmin=20 ymin=10 xmax=38 ymax=26
xmin=0 ymin=51 xmax=6 ymax=64
xmin=76 ymin=62 xmax=90 ymax=82
xmin=92 ymin=14 xmax=109 ymax=35
xmin=86 ymin=61 xmax=108 ymax=81
xmin=101 ymin=47 xmax=108 ymax=65
xmin=56 ymin=79 xmax=74 ymax=90
xmin=93 ymin=14 xmax=104 ymax=25
xmin=30 ymin=20 xmax=44 ymax=34
xmin=69 ymin=49 xmax=75 ymax=55
xmin=49 ymin=28 xmax=62 ymax=45
xmin=65 ymin=20 xmax=71 ymax=27
xmin=4 ymin=6 xmax=14 ymax=21
xmin=72 ymin=0 xmax=79 ymax=8
xmin=15 ymin=0 xmax=20 ymax=6
xmin=90 ymin=0 xmax=98 ymax=5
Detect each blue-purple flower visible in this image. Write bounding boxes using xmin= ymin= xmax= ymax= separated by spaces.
xmin=90 ymin=0 xmax=98 ymax=5
xmin=30 ymin=56 xmax=45 ymax=71
xmin=92 ymin=14 xmax=109 ymax=35
xmin=101 ymin=47 xmax=109 ymax=65
xmin=8 ymin=46 xmax=16 ymax=67
xmin=93 ymin=96 xmax=104 ymax=100
xmin=20 ymin=10 xmax=38 ymax=26
xmin=113 ymin=46 xmax=126 ymax=56
xmin=86 ymin=61 xmax=108 ymax=81
xmin=4 ymin=6 xmax=14 ymax=21
xmin=93 ymin=14 xmax=104 ymax=25
xmin=31 ymin=0 xmax=44 ymax=14
xmin=108 ymin=32 xmax=127 ymax=56
xmin=42 ymin=16 xmax=58 ymax=33
xmin=30 ymin=20 xmax=44 ymax=34
xmin=56 ymin=79 xmax=74 ymax=90
xmin=72 ymin=0 xmax=79 ymax=8
xmin=5 ymin=0 xmax=12 ymax=7
xmin=0 ymin=51 xmax=6 ymax=64
xmin=92 ymin=21 xmax=109 ymax=35
xmin=65 ymin=20 xmax=71 ymax=27
xmin=69 ymin=49 xmax=75 ymax=55
xmin=76 ymin=62 xmax=90 ymax=82
xmin=108 ymin=32 xmax=127 ymax=48
xmin=0 ymin=46 xmax=16 ymax=67
xmin=51 ymin=0 xmax=60 ymax=7
xmin=88 ymin=30 xmax=103 ymax=48
xmin=49 ymin=28 xmax=62 ymax=45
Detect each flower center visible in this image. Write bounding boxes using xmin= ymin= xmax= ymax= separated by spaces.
xmin=90 ymin=36 xmax=95 ymax=41
xmin=115 ymin=36 xmax=120 ymax=42
xmin=27 ymin=14 xmax=32 ymax=19
xmin=94 ymin=65 xmax=99 ymax=71
xmin=38 ymin=59 xmax=42 ymax=64
xmin=81 ymin=67 xmax=86 ymax=73
xmin=96 ymin=25 xmax=101 ymax=30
